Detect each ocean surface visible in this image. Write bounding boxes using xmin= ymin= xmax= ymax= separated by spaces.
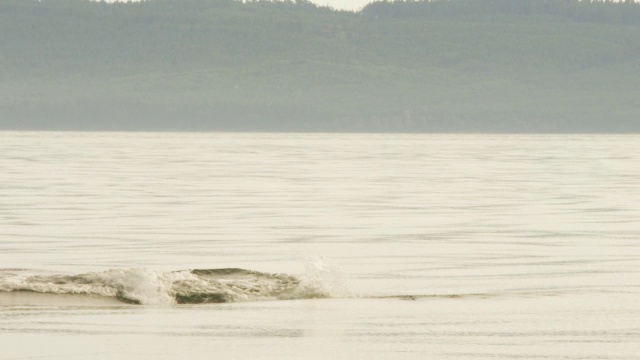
xmin=1 ymin=132 xmax=639 ymax=359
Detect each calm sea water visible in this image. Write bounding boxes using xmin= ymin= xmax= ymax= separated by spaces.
xmin=1 ymin=132 xmax=639 ymax=359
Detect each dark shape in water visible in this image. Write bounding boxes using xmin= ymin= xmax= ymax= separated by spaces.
xmin=175 ymin=292 xmax=230 ymax=304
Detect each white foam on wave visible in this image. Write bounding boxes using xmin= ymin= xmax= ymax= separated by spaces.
xmin=0 ymin=268 xmax=178 ymax=304
xmin=93 ymin=268 xmax=178 ymax=305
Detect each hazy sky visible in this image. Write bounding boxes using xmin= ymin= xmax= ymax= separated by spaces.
xmin=317 ymin=0 xmax=637 ymax=8
xmin=107 ymin=0 xmax=374 ymax=11
xmin=311 ymin=0 xmax=372 ymax=10
xmin=109 ymin=0 xmax=638 ymax=11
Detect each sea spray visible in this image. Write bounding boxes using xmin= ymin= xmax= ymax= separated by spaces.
xmin=291 ymin=257 xmax=355 ymax=299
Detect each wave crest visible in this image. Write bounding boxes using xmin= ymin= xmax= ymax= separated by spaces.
xmin=0 ymin=268 xmax=331 ymax=305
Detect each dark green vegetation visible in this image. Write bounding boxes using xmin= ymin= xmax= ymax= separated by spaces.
xmin=1 ymin=0 xmax=639 ymax=132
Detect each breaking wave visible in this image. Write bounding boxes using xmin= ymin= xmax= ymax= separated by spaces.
xmin=0 ymin=263 xmax=570 ymax=306
xmin=0 ymin=267 xmax=334 ymax=305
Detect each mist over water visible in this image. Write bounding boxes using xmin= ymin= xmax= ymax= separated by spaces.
xmin=1 ymin=132 xmax=639 ymax=359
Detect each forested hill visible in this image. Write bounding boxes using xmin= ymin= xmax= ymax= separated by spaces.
xmin=1 ymin=0 xmax=639 ymax=132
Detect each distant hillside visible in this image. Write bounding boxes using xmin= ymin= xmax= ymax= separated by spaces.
xmin=1 ymin=0 xmax=639 ymax=132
